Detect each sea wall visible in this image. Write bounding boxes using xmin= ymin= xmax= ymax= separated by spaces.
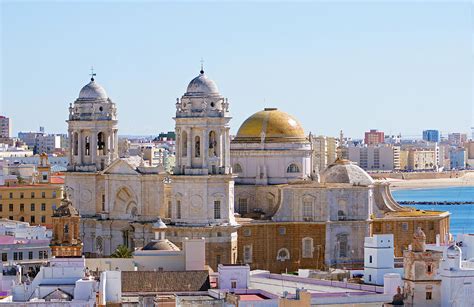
xmin=370 ymin=170 xmax=471 ymax=180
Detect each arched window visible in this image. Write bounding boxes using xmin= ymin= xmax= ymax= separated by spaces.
xmin=277 ymin=248 xmax=290 ymax=261
xmin=176 ymin=200 xmax=182 ymax=219
xmin=73 ymin=132 xmax=78 ymax=156
xmin=337 ymin=234 xmax=348 ymax=258
xmin=287 ymin=163 xmax=300 ymax=173
xmin=85 ymin=136 xmax=90 ymax=156
xmin=195 ymin=136 xmax=201 ymax=157
xmin=182 ymin=131 xmax=187 ymax=157
xmin=97 ymin=132 xmax=105 ymax=155
xmin=96 ymin=236 xmax=103 ymax=255
xmin=302 ymin=237 xmax=314 ymax=258
xmin=209 ymin=131 xmax=217 ymax=157
xmin=233 ymin=164 xmax=243 ymax=174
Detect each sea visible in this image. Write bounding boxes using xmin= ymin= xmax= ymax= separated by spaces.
xmin=392 ymin=186 xmax=474 ymax=236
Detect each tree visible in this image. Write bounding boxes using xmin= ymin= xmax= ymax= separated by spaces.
xmin=110 ymin=245 xmax=133 ymax=258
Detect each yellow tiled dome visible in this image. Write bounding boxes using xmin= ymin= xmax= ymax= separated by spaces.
xmin=234 ymin=108 xmax=307 ymax=143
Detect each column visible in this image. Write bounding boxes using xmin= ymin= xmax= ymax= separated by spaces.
xmin=203 ymin=129 xmax=208 ymax=168
xmin=77 ymin=130 xmax=83 ymax=165
xmin=68 ymin=130 xmax=74 ymax=166
xmin=113 ymin=129 xmax=119 ymax=159
xmin=91 ymin=131 xmax=97 ymax=167
xmin=187 ymin=128 xmax=192 ymax=167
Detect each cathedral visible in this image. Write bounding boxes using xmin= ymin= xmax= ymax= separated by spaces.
xmin=65 ymin=68 xmax=450 ymax=272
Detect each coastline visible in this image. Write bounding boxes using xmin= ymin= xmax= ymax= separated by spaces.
xmin=380 ymin=172 xmax=474 ymax=191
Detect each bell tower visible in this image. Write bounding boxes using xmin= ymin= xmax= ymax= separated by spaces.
xmin=67 ymin=71 xmax=118 ymax=172
xmin=168 ymin=67 xmax=238 ymax=270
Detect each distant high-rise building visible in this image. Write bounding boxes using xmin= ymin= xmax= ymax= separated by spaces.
xmin=0 ymin=116 xmax=11 ymax=138
xmin=422 ymin=130 xmax=440 ymax=143
xmin=364 ymin=129 xmax=384 ymax=145
xmin=448 ymin=133 xmax=467 ymax=146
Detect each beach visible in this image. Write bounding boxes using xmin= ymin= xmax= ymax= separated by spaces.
xmin=378 ymin=172 xmax=474 ymax=191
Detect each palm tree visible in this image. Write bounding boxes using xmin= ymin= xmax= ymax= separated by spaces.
xmin=110 ymin=245 xmax=133 ymax=258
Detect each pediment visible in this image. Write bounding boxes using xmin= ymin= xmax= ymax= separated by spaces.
xmin=102 ymin=159 xmax=139 ymax=175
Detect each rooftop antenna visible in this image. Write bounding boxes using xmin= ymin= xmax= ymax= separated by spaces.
xmin=200 ymin=58 xmax=204 ymax=74
xmin=89 ymin=66 xmax=96 ymax=81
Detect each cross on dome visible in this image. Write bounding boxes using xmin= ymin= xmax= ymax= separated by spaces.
xmin=89 ymin=66 xmax=96 ymax=81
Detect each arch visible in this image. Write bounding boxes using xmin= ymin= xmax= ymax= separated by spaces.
xmin=302 ymin=237 xmax=314 ymax=258
xmin=96 ymin=236 xmax=104 ymax=255
xmin=276 ymin=248 xmax=290 ymax=261
xmin=97 ymin=132 xmax=106 ymax=155
xmin=287 ymin=163 xmax=300 ymax=173
xmin=233 ymin=163 xmax=243 ymax=174
xmin=194 ymin=136 xmax=201 ymax=157
xmin=209 ymin=131 xmax=218 ymax=157
xmin=126 ymin=201 xmax=138 ymax=218
xmin=181 ymin=131 xmax=188 ymax=157
xmin=114 ymin=186 xmax=137 ymax=215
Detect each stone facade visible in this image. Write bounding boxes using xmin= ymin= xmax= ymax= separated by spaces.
xmin=237 ymin=222 xmax=326 ymax=272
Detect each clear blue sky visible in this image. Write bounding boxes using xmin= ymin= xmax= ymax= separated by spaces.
xmin=1 ymin=1 xmax=472 ymax=138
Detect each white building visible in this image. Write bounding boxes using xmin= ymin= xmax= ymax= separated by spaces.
xmin=363 ymin=234 xmax=402 ymax=285
xmin=348 ymin=145 xmax=400 ymax=171
xmin=0 ymin=219 xmax=51 ymax=270
xmin=439 ymin=245 xmax=474 ymax=307
xmin=4 ymin=257 xmax=96 ymax=305
xmin=218 ymin=264 xmax=250 ymax=290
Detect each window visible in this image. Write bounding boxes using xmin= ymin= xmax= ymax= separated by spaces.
xmin=18 ymin=252 xmax=23 ymax=260
xmin=214 ymin=200 xmax=221 ymax=219
xmin=9 ymin=193 xmax=12 ymax=199
xmin=209 ymin=131 xmax=217 ymax=157
xmin=19 ymin=216 xmax=24 ymax=222
xmin=429 ymin=221 xmax=435 ymax=230
xmin=402 ymin=222 xmax=409 ymax=232
xmin=41 ymin=216 xmax=46 ymax=223
xmin=386 ymin=223 xmax=392 ymax=231
xmin=52 ymin=204 xmax=56 ymax=211
xmin=9 ymin=204 xmax=13 ymax=212
xmin=338 ymin=210 xmax=346 ymax=221
xmin=167 ymin=201 xmax=172 ymax=218
xmin=369 ymin=255 xmax=373 ymax=263
xmin=85 ymin=136 xmax=90 ymax=156
xmin=277 ymin=248 xmax=290 ymax=261
xmin=31 ymin=192 xmax=35 ymax=198
xmin=279 ymin=227 xmax=286 ymax=235
xmin=233 ymin=164 xmax=243 ymax=174
xmin=102 ymin=194 xmax=106 ymax=211
xmin=20 ymin=193 xmax=24 ymax=199
xmin=8 ymin=216 xmax=13 ymax=220
xmin=41 ymin=192 xmax=45 ymax=199
xmin=28 ymin=252 xmax=33 ymax=260
xmin=427 ymin=264 xmax=433 ymax=274
xmin=244 ymin=245 xmax=252 ymax=263
xmin=303 ymin=199 xmax=313 ymax=219
xmin=20 ymin=204 xmax=24 ymax=212
xmin=30 ymin=216 xmax=35 ymax=223
xmin=176 ymin=200 xmax=181 ymax=219
xmin=64 ymin=224 xmax=69 ymax=233
xmin=287 ymin=163 xmax=300 ymax=173
xmin=238 ymin=198 xmax=248 ymax=214
xmin=13 ymin=252 xmax=18 ymax=261
xmin=338 ymin=234 xmax=348 ymax=258
xmin=369 ymin=275 xmax=372 ymax=282
xmin=302 ymin=238 xmax=314 ymax=258
xmin=41 ymin=203 xmax=45 ymax=211
xmin=231 ymin=280 xmax=237 ymax=289
xmin=243 ymin=229 xmax=251 ymax=237
xmin=31 ymin=204 xmax=35 ymax=211
xmin=52 ymin=191 xmax=57 ymax=198
xmin=426 ymin=292 xmax=432 ymax=300
xmin=194 ymin=136 xmax=201 ymax=157
xmin=1 ymin=253 xmax=6 ymax=261
xmin=0 ymin=204 xmax=2 ymax=212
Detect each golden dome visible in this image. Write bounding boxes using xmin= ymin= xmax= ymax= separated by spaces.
xmin=234 ymin=108 xmax=307 ymax=143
